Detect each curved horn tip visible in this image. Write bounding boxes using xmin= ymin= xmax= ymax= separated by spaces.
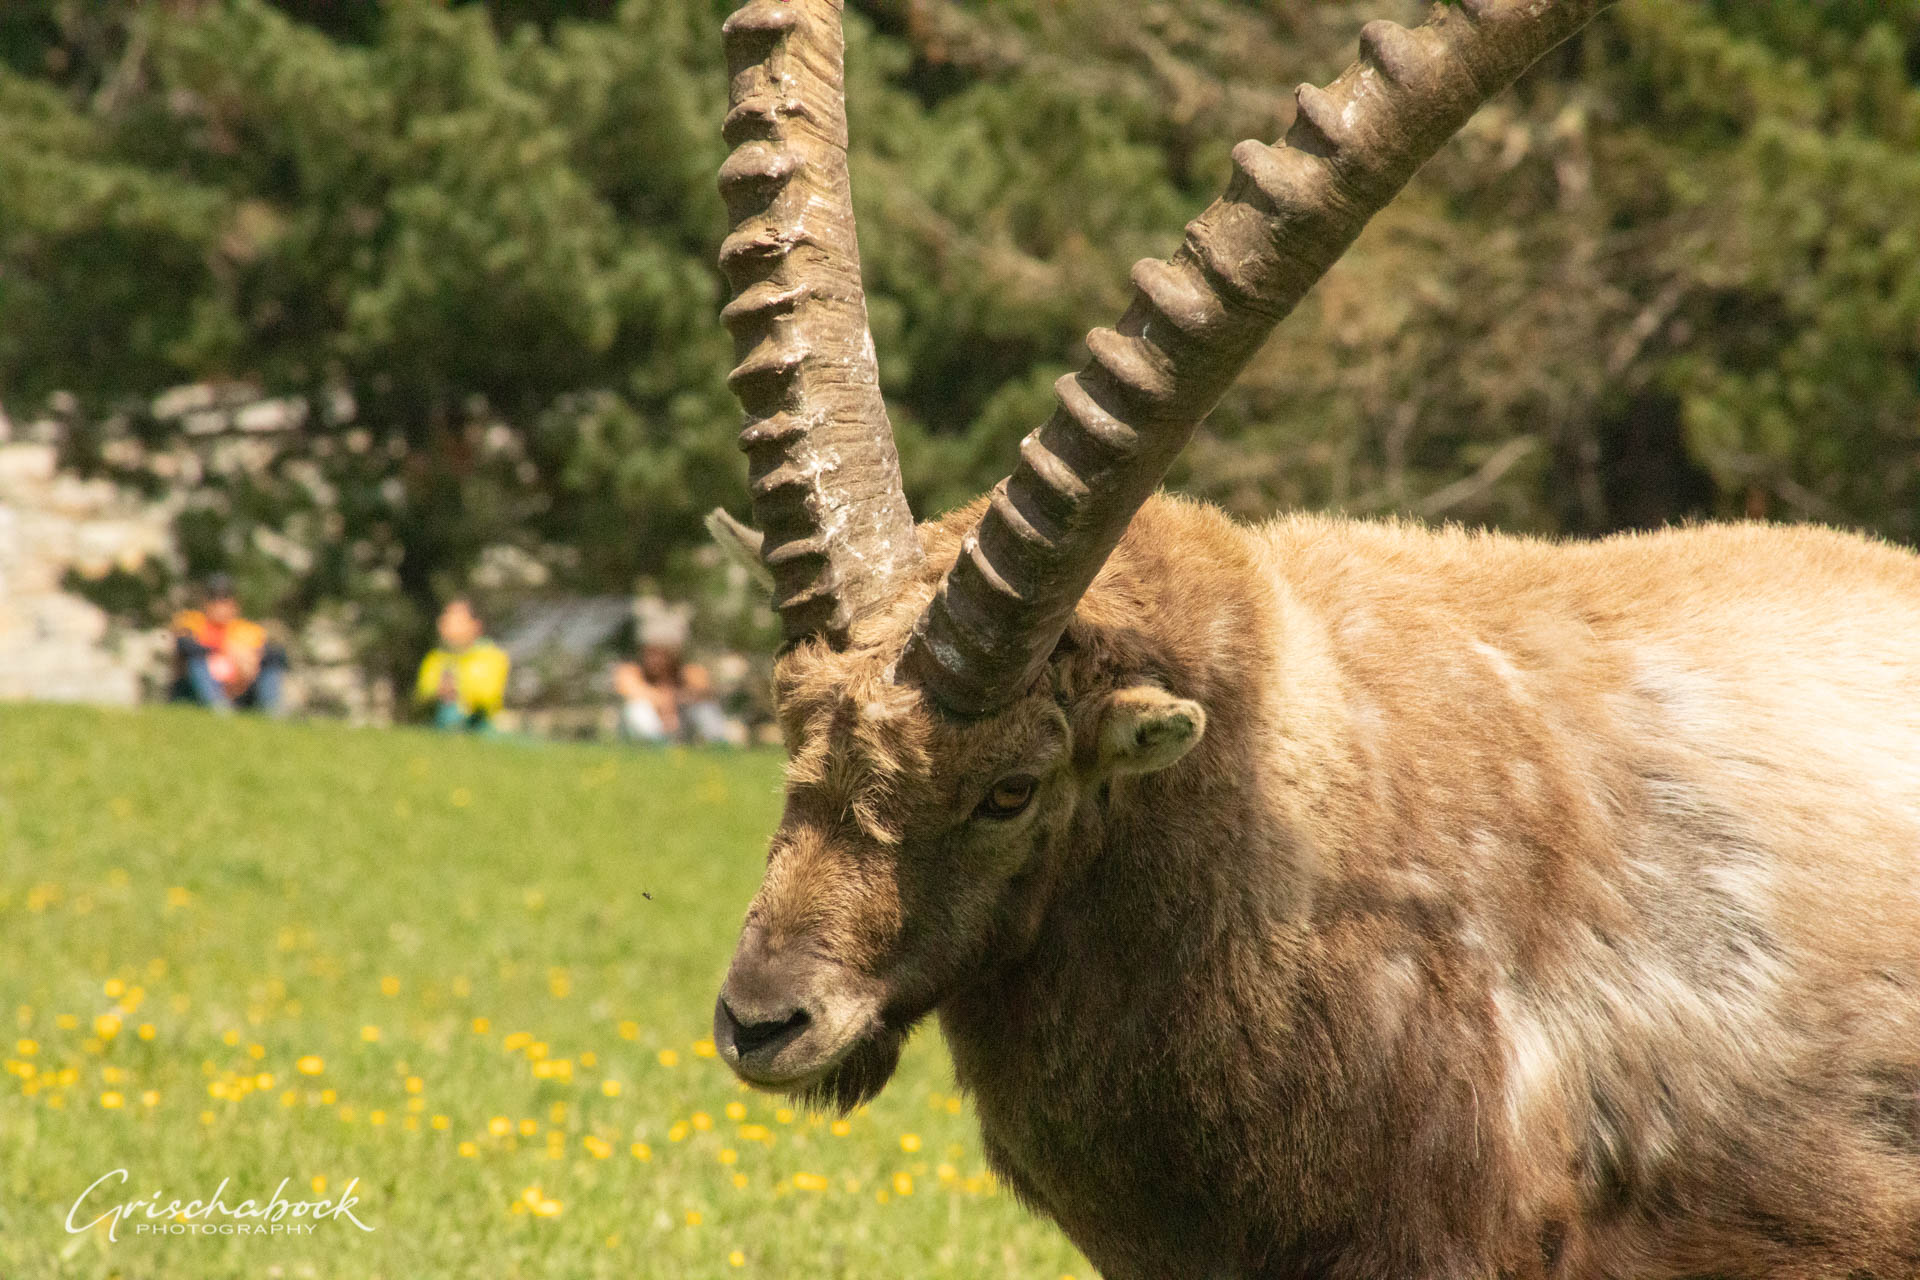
xmin=901 ymin=0 xmax=1620 ymax=708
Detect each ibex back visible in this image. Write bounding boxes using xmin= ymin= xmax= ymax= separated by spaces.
xmin=705 ymin=1 xmax=1920 ymax=1276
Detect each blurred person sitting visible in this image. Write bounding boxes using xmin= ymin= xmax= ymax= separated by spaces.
xmin=415 ymin=598 xmax=510 ymax=733
xmin=170 ymin=575 xmax=287 ymax=715
xmin=614 ymin=641 xmax=733 ymax=747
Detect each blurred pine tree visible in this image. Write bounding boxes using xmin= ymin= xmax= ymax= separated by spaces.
xmin=2 ymin=0 xmax=1916 ymax=681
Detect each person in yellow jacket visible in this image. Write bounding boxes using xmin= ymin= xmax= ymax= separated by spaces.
xmin=415 ymin=599 xmax=510 ymax=732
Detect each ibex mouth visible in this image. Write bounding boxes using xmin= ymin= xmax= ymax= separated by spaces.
xmin=713 ymin=991 xmax=902 ymax=1112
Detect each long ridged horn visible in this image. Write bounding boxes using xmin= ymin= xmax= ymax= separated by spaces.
xmin=719 ymin=0 xmax=923 ymax=645
xmin=900 ymin=0 xmax=1618 ymax=716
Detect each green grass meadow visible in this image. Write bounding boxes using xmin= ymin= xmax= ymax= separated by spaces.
xmin=0 ymin=705 xmax=1087 ymax=1278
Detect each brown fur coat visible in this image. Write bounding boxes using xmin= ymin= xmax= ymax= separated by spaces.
xmin=934 ymin=498 xmax=1920 ymax=1278
xmin=722 ymin=495 xmax=1920 ymax=1278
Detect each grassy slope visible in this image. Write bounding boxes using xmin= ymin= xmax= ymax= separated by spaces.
xmin=0 ymin=705 xmax=1086 ymax=1279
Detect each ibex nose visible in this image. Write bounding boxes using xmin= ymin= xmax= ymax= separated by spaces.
xmin=714 ymin=923 xmax=824 ymax=1074
xmin=714 ymin=994 xmax=811 ymax=1061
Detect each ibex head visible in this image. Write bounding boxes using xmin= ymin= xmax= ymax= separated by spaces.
xmin=710 ymin=0 xmax=1615 ymax=1107
xmin=711 ymin=497 xmax=1218 ymax=1108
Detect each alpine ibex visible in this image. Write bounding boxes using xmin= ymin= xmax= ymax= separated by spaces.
xmin=707 ymin=1 xmax=1920 ymax=1275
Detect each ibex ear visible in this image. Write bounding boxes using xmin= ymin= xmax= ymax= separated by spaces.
xmin=706 ymin=509 xmax=773 ymax=592
xmin=1096 ymin=684 xmax=1206 ymax=777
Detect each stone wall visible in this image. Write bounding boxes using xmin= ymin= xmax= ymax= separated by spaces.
xmin=0 ymin=436 xmax=174 ymax=706
xmin=0 ymin=395 xmax=396 ymax=720
xmin=0 ymin=392 xmax=753 ymax=731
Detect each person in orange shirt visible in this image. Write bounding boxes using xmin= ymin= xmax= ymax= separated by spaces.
xmin=170 ymin=574 xmax=287 ymax=714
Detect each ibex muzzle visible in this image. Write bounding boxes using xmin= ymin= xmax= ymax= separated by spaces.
xmin=713 ymin=923 xmax=863 ymax=1084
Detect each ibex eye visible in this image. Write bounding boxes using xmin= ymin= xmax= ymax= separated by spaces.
xmin=977 ymin=775 xmax=1037 ymax=820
